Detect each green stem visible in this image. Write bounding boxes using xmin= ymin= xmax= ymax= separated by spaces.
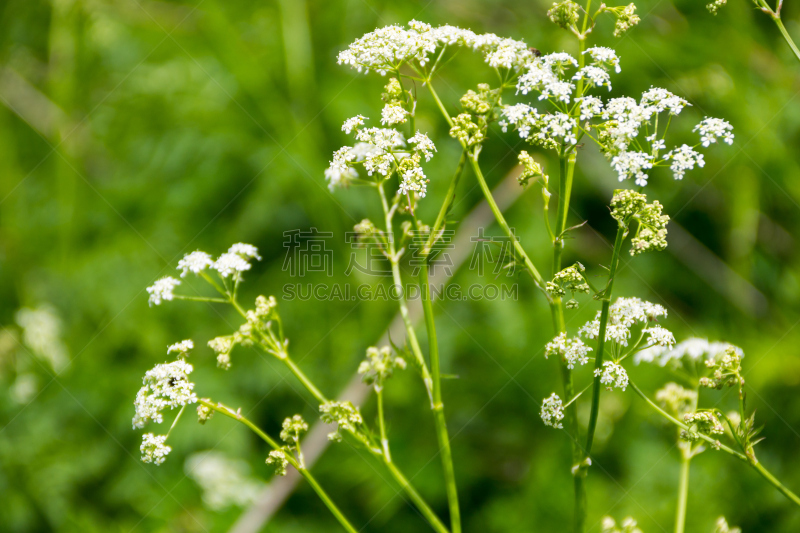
xmin=200 ymin=400 xmax=359 ymax=533
xmin=630 ymin=381 xmax=800 ymax=508
xmin=675 ymin=389 xmax=698 ymax=533
xmin=383 ymin=459 xmax=451 ymax=533
xmin=200 ymin=271 xmax=228 ymax=296
xmin=549 ymin=296 xmax=586 ymax=533
xmin=581 ymin=0 xmax=593 ymax=36
xmin=552 ymin=150 xmax=576 ymax=276
xmin=230 ymin=299 xmax=328 ymax=403
xmin=772 ymin=16 xmax=800 ymax=64
xmin=674 ymin=452 xmax=691 ymax=533
xmin=199 ymin=293 xmax=447 ymax=530
xmin=284 ymin=356 xmax=327 ymax=404
xmin=419 ymin=257 xmax=461 ymax=533
xmin=173 ymin=295 xmax=229 ymax=303
xmin=751 ymin=460 xmax=800 ymax=507
xmin=424 ymin=151 xmax=468 ymax=254
xmin=426 ymin=77 xmax=589 ymax=530
xmin=556 ymin=150 xmax=577 ymax=244
xmin=425 ymin=82 xmax=547 ymax=292
xmin=377 ymin=388 xmax=391 ymax=461
xmin=584 ymin=223 xmax=627 ymax=456
xmin=377 ymin=182 xmax=435 ymax=400
xmin=550 ymin=149 xmax=586 ymax=533
xmin=469 ymin=152 xmax=548 ymax=291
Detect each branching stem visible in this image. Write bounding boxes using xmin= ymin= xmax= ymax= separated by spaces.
xmin=199 ymin=399 xmax=359 ymax=533
xmin=629 ymin=381 xmax=800 ymax=508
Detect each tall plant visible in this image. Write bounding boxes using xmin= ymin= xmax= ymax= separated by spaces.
xmin=131 ymin=6 xmax=800 ymax=532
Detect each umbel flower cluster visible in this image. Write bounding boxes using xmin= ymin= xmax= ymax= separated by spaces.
xmin=146 ymin=243 xmax=262 ymax=306
xmin=540 ymin=296 xmax=673 ymax=422
xmin=132 ymin=342 xmax=197 ymax=464
xmin=337 ymin=20 xmax=534 ymax=75
xmin=326 ymin=116 xmax=437 ymax=198
xmin=501 ymin=47 xmax=732 ymax=187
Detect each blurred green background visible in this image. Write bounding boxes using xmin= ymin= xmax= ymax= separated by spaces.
xmin=2 ymin=0 xmax=800 ymax=531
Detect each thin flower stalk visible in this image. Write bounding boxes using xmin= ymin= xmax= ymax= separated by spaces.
xmin=584 ymin=223 xmax=628 ymax=456
xmin=674 ymin=446 xmax=691 ymax=533
xmin=419 ymin=252 xmax=461 ymax=533
xmin=377 ymin=182 xmax=435 ymax=399
xmin=162 ymin=255 xmax=449 ymax=532
xmin=711 ymin=0 xmax=800 ymax=64
xmin=198 ymin=399 xmax=359 ymax=533
xmin=674 ymin=384 xmax=699 ymax=533
xmin=629 ymin=381 xmax=800 ymax=508
xmin=377 ymin=181 xmax=458 ymax=532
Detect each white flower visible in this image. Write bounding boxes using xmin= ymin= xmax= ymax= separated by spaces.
xmin=639 ymin=300 xmax=669 ymax=321
xmin=147 ymin=277 xmax=181 ymax=306
xmin=601 ymin=515 xmax=643 ymax=533
xmin=575 ymin=96 xmax=604 ymax=121
xmin=356 ymin=127 xmax=406 ymax=151
xmin=540 ymin=79 xmax=575 ymax=103
xmin=15 ymin=306 xmax=68 ymax=372
xmin=635 ymin=337 xmax=742 ymax=366
xmin=502 ymin=103 xmax=541 ymax=140
xmin=584 ymin=46 xmax=621 ymax=73
xmin=409 ymin=132 xmax=437 ymax=161
xmin=540 ymin=393 xmax=565 ymax=428
xmin=177 ymin=251 xmax=214 ymax=278
xmin=381 ymin=104 xmax=409 ymax=125
xmin=542 ymin=52 xmax=579 ymax=70
xmin=473 ymin=33 xmax=532 ymax=70
xmin=694 ymin=117 xmax=734 ymax=147
xmin=579 ymin=318 xmax=601 ymax=340
xmin=399 ymin=166 xmax=428 ymax=197
xmin=325 ymin=147 xmax=359 ymax=190
xmin=606 ymin=324 xmax=631 ymax=346
xmin=665 ymin=144 xmax=705 ymax=180
xmin=337 ymin=22 xmax=531 ymax=75
xmin=544 ymin=332 xmax=592 ymax=369
xmin=141 ymin=433 xmax=171 ymax=465
xmin=647 ymin=134 xmax=666 ymax=154
xmin=214 ymin=252 xmax=253 ymax=278
xmin=484 ymin=37 xmax=533 ymax=69
xmin=594 ymin=361 xmax=629 ymax=391
xmin=342 ymin=115 xmax=367 ymax=134
xmin=517 ymin=61 xmax=558 ymax=96
xmin=545 ymin=332 xmax=568 ymax=357
xmin=573 ymin=66 xmax=611 ymax=90
xmin=167 ymin=339 xmax=194 ymax=356
xmin=327 ymin=123 xmax=406 ymax=185
xmin=600 ymin=97 xmax=654 ymax=154
xmin=133 ymin=358 xmax=197 ymax=429
xmin=540 ymin=113 xmax=577 ymax=145
xmin=185 ymin=451 xmax=264 ymax=510
xmin=228 ymin=243 xmax=261 ymax=260
xmin=337 ymin=24 xmax=440 ymax=75
xmin=579 ymin=297 xmax=666 ymax=346
xmin=611 ymin=297 xmax=667 ymax=325
xmin=644 ymin=325 xmax=675 ymax=348
xmin=641 ymin=87 xmax=689 ymax=115
xmin=325 ymin=165 xmax=358 ymax=190
xmin=603 ymin=96 xmax=653 ymax=124
xmin=610 ymin=151 xmax=653 ymax=186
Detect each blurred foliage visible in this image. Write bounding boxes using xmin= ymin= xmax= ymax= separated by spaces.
xmin=2 ymin=0 xmax=800 ymax=532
